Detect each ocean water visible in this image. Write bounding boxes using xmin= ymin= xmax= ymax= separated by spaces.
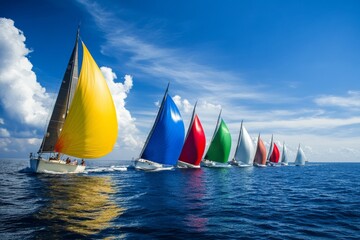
xmin=0 ymin=159 xmax=359 ymax=239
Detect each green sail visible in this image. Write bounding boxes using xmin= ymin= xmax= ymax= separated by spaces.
xmin=204 ymin=119 xmax=232 ymax=163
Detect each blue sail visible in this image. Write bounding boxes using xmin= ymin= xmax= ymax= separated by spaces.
xmin=140 ymin=93 xmax=185 ymax=165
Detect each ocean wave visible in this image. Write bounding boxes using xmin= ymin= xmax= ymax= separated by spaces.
xmin=85 ymin=165 xmax=129 ymax=173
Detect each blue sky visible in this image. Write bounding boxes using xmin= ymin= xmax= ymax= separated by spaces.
xmin=1 ymin=0 xmax=360 ymax=162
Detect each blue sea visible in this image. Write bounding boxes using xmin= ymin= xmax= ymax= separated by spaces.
xmin=1 ymin=159 xmax=359 ymax=239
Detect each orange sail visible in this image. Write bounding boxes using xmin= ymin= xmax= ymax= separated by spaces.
xmin=253 ymin=135 xmax=267 ymax=166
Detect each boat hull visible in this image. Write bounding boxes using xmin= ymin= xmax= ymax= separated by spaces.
xmin=236 ymin=163 xmax=252 ymax=168
xmin=267 ymin=162 xmax=280 ymax=167
xmin=177 ymin=161 xmax=200 ymax=169
xmin=253 ymin=162 xmax=267 ymax=168
xmin=230 ymin=159 xmax=252 ymax=167
xmin=202 ymin=159 xmax=231 ymax=168
xmin=134 ymin=158 xmax=174 ymax=171
xmin=30 ymin=158 xmax=85 ymax=173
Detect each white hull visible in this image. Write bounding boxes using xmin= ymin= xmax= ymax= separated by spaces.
xmin=236 ymin=163 xmax=252 ymax=168
xmin=281 ymin=162 xmax=288 ymax=166
xmin=253 ymin=163 xmax=267 ymax=168
xmin=30 ymin=158 xmax=85 ymax=173
xmin=202 ymin=159 xmax=231 ymax=168
xmin=134 ymin=158 xmax=174 ymax=171
xmin=267 ymin=162 xmax=280 ymax=167
xmin=230 ymin=159 xmax=252 ymax=168
xmin=177 ymin=161 xmax=200 ymax=169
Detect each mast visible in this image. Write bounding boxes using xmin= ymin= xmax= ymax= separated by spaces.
xmin=281 ymin=142 xmax=288 ymax=164
xmin=204 ymin=109 xmax=222 ymax=159
xmin=184 ymin=101 xmax=197 ymax=141
xmin=39 ymin=30 xmax=79 ymax=153
xmin=233 ymin=120 xmax=243 ymax=160
xmin=66 ymin=27 xmax=80 ymax=115
xmin=210 ymin=109 xmax=222 ymax=144
xmin=266 ymin=134 xmax=274 ymax=162
xmin=139 ymin=83 xmax=170 ymax=158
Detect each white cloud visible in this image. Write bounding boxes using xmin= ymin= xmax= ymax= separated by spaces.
xmin=172 ymin=95 xmax=192 ymax=114
xmin=315 ymin=91 xmax=360 ymax=109
xmin=0 ymin=128 xmax=10 ymax=137
xmin=0 ymin=137 xmax=41 ymax=156
xmin=0 ymin=18 xmax=50 ymax=127
xmin=0 ymin=118 xmax=4 ymax=124
xmin=100 ymin=67 xmax=142 ymax=150
xmin=246 ymin=116 xmax=360 ymax=132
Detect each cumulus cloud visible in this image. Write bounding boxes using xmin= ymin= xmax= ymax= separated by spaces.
xmin=0 ymin=128 xmax=10 ymax=137
xmin=172 ymin=95 xmax=192 ymax=114
xmin=315 ymin=91 xmax=360 ymax=109
xmin=0 ymin=137 xmax=41 ymax=156
xmin=0 ymin=18 xmax=50 ymax=127
xmin=100 ymin=67 xmax=142 ymax=149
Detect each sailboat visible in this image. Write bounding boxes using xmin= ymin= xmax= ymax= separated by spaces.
xmin=253 ymin=134 xmax=267 ymax=167
xmin=280 ymin=142 xmax=289 ymax=166
xmin=30 ymin=29 xmax=118 ymax=173
xmin=134 ymin=84 xmax=185 ymax=171
xmin=268 ymin=143 xmax=280 ymax=166
xmin=202 ymin=110 xmax=232 ymax=168
xmin=230 ymin=121 xmax=255 ymax=167
xmin=266 ymin=135 xmax=274 ymax=164
xmin=177 ymin=102 xmax=206 ymax=168
xmin=294 ymin=144 xmax=307 ymax=166
xmin=266 ymin=135 xmax=280 ymax=166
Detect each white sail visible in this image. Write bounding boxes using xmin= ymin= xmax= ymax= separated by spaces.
xmin=280 ymin=142 xmax=289 ymax=166
xmin=294 ymin=144 xmax=307 ymax=166
xmin=266 ymin=134 xmax=274 ymax=162
xmin=233 ymin=121 xmax=255 ymax=166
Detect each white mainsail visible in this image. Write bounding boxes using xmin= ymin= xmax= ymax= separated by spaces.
xmin=233 ymin=121 xmax=255 ymax=166
xmin=266 ymin=134 xmax=274 ymax=162
xmin=294 ymin=144 xmax=307 ymax=166
xmin=280 ymin=142 xmax=289 ymax=166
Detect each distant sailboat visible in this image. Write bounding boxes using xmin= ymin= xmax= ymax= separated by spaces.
xmin=280 ymin=142 xmax=289 ymax=166
xmin=266 ymin=135 xmax=280 ymax=166
xmin=202 ymin=110 xmax=232 ymax=168
xmin=30 ymin=29 xmax=118 ymax=173
xmin=178 ymin=102 xmax=206 ymax=168
xmin=269 ymin=143 xmax=280 ymax=166
xmin=294 ymin=144 xmax=307 ymax=166
xmin=134 ymin=84 xmax=185 ymax=171
xmin=253 ymin=134 xmax=267 ymax=167
xmin=230 ymin=121 xmax=255 ymax=167
xmin=266 ymin=135 xmax=274 ymax=164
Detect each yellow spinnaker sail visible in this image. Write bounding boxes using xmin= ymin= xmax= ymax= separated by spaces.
xmin=55 ymin=42 xmax=118 ymax=158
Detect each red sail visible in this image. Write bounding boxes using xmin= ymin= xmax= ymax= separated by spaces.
xmin=178 ymin=115 xmax=206 ymax=166
xmin=253 ymin=135 xmax=267 ymax=165
xmin=270 ymin=143 xmax=280 ymax=163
